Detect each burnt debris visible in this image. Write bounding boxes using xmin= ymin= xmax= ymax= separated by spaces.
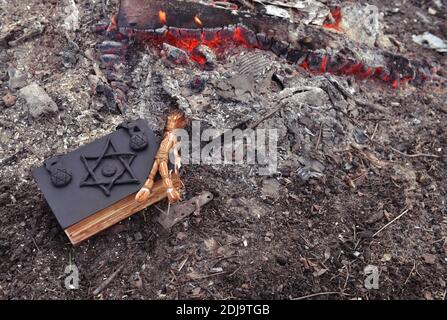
xmin=92 ymin=0 xmax=438 ymax=112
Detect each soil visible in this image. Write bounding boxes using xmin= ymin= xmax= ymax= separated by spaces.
xmin=0 ymin=0 xmax=446 ymax=300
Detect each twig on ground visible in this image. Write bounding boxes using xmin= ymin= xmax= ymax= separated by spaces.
xmin=324 ymin=83 xmax=362 ymax=127
xmin=353 ymin=239 xmax=361 ymax=250
xmin=31 ymin=236 xmax=40 ymax=251
xmin=195 ymin=271 xmax=227 ymax=280
xmin=390 ymin=147 xmax=441 ymax=159
xmin=315 ymin=123 xmax=323 ymax=150
xmin=430 ymin=238 xmax=447 ymax=244
xmin=249 ymin=103 xmax=284 ymax=129
xmin=169 ymin=270 xmax=177 ymax=285
xmin=299 ymin=234 xmax=312 ymax=247
xmin=211 ymin=255 xmax=239 ymax=268
xmin=228 ymin=266 xmax=242 ymax=277
xmin=370 ymin=123 xmax=379 ymax=141
xmin=93 ymin=264 xmax=124 ymax=296
xmin=343 ymin=269 xmax=350 ymax=290
xmin=167 ymin=200 xmax=171 ymax=216
xmin=292 ymin=291 xmax=349 ymax=300
xmin=325 ymin=75 xmax=387 ymax=113
xmin=154 ymin=204 xmax=166 ymax=215
xmin=373 ymin=208 xmax=410 ymax=238
xmin=178 ymin=255 xmax=189 ymax=272
xmin=0 ymin=148 xmax=26 ymax=167
xmin=404 ymin=260 xmax=416 ymax=284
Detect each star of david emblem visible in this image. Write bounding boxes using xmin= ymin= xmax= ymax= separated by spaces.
xmin=80 ymin=137 xmax=139 ymax=196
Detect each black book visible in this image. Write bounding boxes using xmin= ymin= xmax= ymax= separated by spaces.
xmin=33 ymin=119 xmax=158 ymax=230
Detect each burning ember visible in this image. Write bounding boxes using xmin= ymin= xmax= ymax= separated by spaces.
xmin=94 ymin=0 xmax=438 ymax=112
xmin=194 ymin=15 xmax=203 ymax=28
xmin=158 ymin=10 xmax=167 ymax=25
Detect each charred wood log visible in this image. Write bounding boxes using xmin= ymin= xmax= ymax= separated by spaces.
xmin=93 ymin=0 xmax=438 ymax=112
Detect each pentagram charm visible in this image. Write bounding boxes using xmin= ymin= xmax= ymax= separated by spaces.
xmin=79 ymin=137 xmax=140 ymax=196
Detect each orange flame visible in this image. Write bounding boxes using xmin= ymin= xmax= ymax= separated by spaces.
xmin=159 ymin=10 xmax=167 ymax=24
xmin=127 ymin=17 xmax=415 ymax=87
xmin=194 ymin=15 xmax=203 ymax=28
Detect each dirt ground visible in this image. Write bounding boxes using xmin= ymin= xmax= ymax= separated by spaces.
xmin=0 ymin=0 xmax=446 ymax=300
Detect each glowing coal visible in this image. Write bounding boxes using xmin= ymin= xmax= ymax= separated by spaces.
xmin=96 ymin=0 xmax=437 ymax=88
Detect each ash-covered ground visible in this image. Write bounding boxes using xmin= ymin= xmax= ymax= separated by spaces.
xmin=0 ymin=0 xmax=446 ymax=299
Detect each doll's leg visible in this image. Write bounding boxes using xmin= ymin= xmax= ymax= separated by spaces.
xmin=159 ymin=161 xmax=181 ymax=203
xmin=135 ymin=160 xmax=159 ymax=202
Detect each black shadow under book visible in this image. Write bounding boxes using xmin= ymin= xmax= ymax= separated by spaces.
xmin=32 ymin=119 xmax=179 ymax=245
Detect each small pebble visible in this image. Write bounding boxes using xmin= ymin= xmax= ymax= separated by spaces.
xmin=275 ymin=254 xmax=288 ymax=266
xmin=134 ymin=232 xmax=143 ymax=241
xmin=176 ymin=232 xmax=187 ymax=241
xmin=428 ymin=8 xmax=437 ymax=15
xmin=210 ymin=267 xmax=223 ymax=273
xmin=3 ymin=93 xmax=17 ymax=108
xmin=422 ymin=253 xmax=436 ymax=264
xmin=129 ymin=272 xmax=143 ymax=289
